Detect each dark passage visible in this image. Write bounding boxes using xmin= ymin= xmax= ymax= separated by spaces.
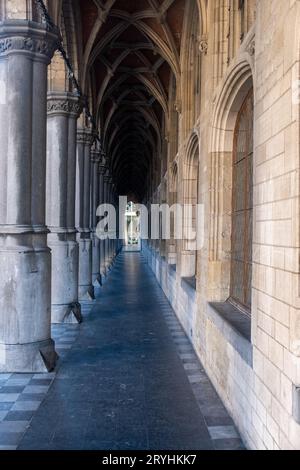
xmin=18 ymin=253 xmax=242 ymax=450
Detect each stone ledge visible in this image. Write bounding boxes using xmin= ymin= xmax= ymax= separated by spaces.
xmin=181 ymin=276 xmax=196 ymax=292
xmin=168 ymin=263 xmax=177 ymax=273
xmin=208 ymin=302 xmax=253 ymax=367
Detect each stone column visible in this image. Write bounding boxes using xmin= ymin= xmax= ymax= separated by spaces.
xmin=108 ymin=178 xmax=113 ymax=265
xmin=114 ymin=191 xmax=119 ymax=256
xmin=46 ymin=92 xmax=82 ymax=324
xmin=0 ymin=21 xmax=59 ymax=372
xmin=91 ymin=142 xmax=101 ymax=287
xmin=103 ymin=172 xmax=111 ymax=270
xmin=99 ymin=157 xmax=107 ymax=279
xmin=111 ymin=183 xmax=117 ymax=260
xmin=76 ymin=129 xmax=95 ymax=300
xmin=109 ymin=178 xmax=115 ymax=265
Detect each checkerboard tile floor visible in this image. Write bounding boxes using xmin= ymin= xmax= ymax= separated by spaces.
xmin=0 ymin=258 xmax=244 ymax=450
xmin=0 ymin=309 xmax=94 ymax=450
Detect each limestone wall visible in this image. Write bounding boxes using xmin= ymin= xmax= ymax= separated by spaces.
xmin=145 ymin=0 xmax=300 ymax=450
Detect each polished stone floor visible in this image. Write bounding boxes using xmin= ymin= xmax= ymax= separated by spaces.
xmin=1 ymin=253 xmax=244 ymax=450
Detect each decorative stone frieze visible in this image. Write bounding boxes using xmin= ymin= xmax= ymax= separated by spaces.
xmin=47 ymin=94 xmax=82 ymax=117
xmin=0 ymin=21 xmax=59 ymax=61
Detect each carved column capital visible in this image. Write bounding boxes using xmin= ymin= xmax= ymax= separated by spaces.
xmin=91 ymin=141 xmax=102 ymax=163
xmin=0 ymin=21 xmax=60 ymax=63
xmin=103 ymin=172 xmax=111 ymax=184
xmin=77 ymin=128 xmax=94 ymax=146
xmin=47 ymin=92 xmax=82 ymax=118
xmin=99 ymin=161 xmax=107 ymax=175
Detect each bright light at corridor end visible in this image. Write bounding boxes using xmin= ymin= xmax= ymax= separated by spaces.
xmin=96 ymin=196 xmax=205 ymax=251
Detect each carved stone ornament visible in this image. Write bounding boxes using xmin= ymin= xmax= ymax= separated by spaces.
xmin=99 ymin=151 xmax=107 ymax=174
xmin=103 ymin=174 xmax=111 ymax=184
xmin=248 ymin=39 xmax=255 ymax=57
xmin=0 ymin=21 xmax=59 ymax=61
xmin=77 ymin=129 xmax=94 ymax=146
xmin=174 ymin=100 xmax=182 ymax=114
xmin=91 ymin=141 xmax=102 ymax=163
xmin=47 ymin=99 xmax=82 ymax=117
xmin=199 ymin=39 xmax=208 ymax=55
xmin=0 ymin=36 xmax=57 ymax=57
xmin=99 ymin=162 xmax=107 ymax=175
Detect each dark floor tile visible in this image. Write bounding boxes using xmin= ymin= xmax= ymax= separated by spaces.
xmin=10 ymin=374 xmax=33 ymax=380
xmin=17 ymin=394 xmax=46 ymax=402
xmin=205 ymin=416 xmax=234 ymax=427
xmin=17 ymin=253 xmax=241 ymax=451
xmin=29 ymin=379 xmax=53 ymax=386
xmin=0 ymin=386 xmax=25 ymax=394
xmin=4 ymin=411 xmax=34 ymax=422
xmin=148 ymin=431 xmax=214 ymax=451
xmin=82 ymin=440 xmax=119 ymax=451
xmin=214 ymin=438 xmax=246 ymax=450
xmin=0 ymin=403 xmax=13 ymax=411
xmin=17 ymin=442 xmax=53 ymax=451
xmin=0 ymin=432 xmax=23 ymax=445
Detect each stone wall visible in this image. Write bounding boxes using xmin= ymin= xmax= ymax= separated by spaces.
xmin=145 ymin=0 xmax=300 ymax=450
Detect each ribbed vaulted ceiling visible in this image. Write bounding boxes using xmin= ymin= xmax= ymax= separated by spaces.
xmin=79 ymin=0 xmax=185 ymax=200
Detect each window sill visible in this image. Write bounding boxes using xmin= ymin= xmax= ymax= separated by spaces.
xmin=168 ymin=264 xmax=177 ymax=273
xmin=208 ymin=301 xmax=253 ymax=367
xmin=181 ymin=276 xmax=196 ymax=291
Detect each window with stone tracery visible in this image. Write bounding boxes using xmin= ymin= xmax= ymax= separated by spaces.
xmin=230 ymin=88 xmax=254 ymax=313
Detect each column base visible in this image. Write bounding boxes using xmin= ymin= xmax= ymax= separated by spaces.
xmin=0 ymin=338 xmax=58 ymax=373
xmin=93 ymin=274 xmax=102 ymax=287
xmin=106 ymin=258 xmax=114 ymax=271
xmin=48 ymin=238 xmax=80 ymax=324
xmin=100 ymin=271 xmax=107 ymax=285
xmin=51 ymin=302 xmax=82 ymax=324
xmin=79 ymin=285 xmax=95 ymax=301
xmin=78 ymin=237 xmax=93 ymax=300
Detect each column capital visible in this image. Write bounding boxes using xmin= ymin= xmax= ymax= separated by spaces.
xmin=77 ymin=128 xmax=94 ymax=146
xmin=91 ymin=140 xmax=101 ymax=163
xmin=47 ymin=92 xmax=82 ymax=118
xmin=103 ymin=171 xmax=111 ymax=184
xmin=99 ymin=151 xmax=107 ymax=174
xmin=99 ymin=164 xmax=106 ymax=175
xmin=0 ymin=20 xmax=60 ymax=63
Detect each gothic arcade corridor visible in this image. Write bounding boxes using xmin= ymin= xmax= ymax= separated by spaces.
xmin=0 ymin=253 xmax=243 ymax=450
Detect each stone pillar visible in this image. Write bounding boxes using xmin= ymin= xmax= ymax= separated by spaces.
xmin=46 ymin=92 xmax=82 ymax=324
xmin=108 ymin=178 xmax=113 ymax=265
xmin=114 ymin=191 xmax=119 ymax=256
xmin=91 ymin=142 xmax=101 ymax=287
xmin=111 ymin=183 xmax=117 ymax=260
xmin=0 ymin=21 xmax=59 ymax=372
xmin=99 ymin=157 xmax=107 ymax=278
xmin=76 ymin=129 xmax=95 ymax=300
xmin=103 ymin=172 xmax=111 ymax=270
xmin=108 ymin=178 xmax=115 ymax=265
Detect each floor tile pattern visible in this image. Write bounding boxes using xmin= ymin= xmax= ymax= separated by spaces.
xmin=0 ymin=253 xmax=244 ymax=450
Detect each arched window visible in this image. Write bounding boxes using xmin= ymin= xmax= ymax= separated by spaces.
xmin=168 ymin=163 xmax=178 ymax=266
xmin=181 ymin=136 xmax=199 ymax=283
xmin=230 ymin=88 xmax=254 ymax=313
